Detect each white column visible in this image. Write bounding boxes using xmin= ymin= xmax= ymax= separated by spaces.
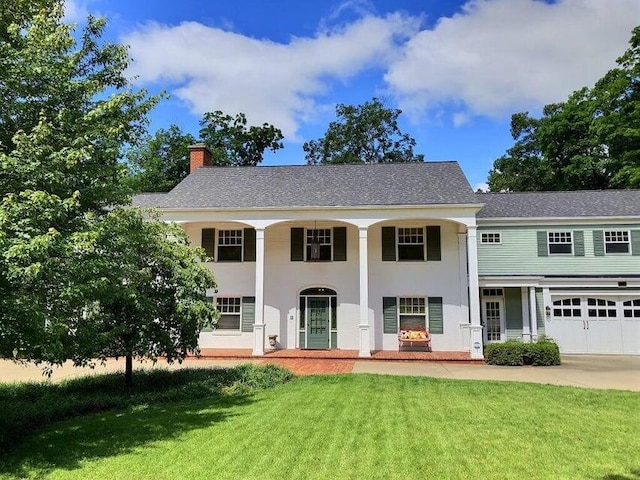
xmin=358 ymin=226 xmax=371 ymax=357
xmin=529 ymin=286 xmax=538 ymax=342
xmin=467 ymin=226 xmax=483 ymax=359
xmin=457 ymin=232 xmax=469 ymax=324
xmin=521 ymin=287 xmax=531 ymax=342
xmin=252 ymin=228 xmax=265 ymax=356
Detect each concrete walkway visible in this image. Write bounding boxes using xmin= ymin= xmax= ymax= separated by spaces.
xmin=1 ymin=355 xmax=638 ymax=391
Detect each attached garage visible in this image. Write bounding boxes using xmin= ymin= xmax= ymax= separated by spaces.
xmin=546 ymin=295 xmax=640 ymax=354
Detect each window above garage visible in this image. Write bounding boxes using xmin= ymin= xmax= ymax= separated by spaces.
xmin=604 ymin=230 xmax=630 ymax=254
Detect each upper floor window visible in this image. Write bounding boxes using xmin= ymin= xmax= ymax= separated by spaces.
xmin=218 ymin=229 xmax=243 ymax=261
xmin=398 ymin=227 xmax=425 ymax=261
xmin=604 ymin=231 xmax=630 ymax=254
xmin=480 ymin=232 xmax=501 ymax=244
xmin=216 ymin=297 xmax=242 ymax=330
xmin=306 ymin=228 xmax=332 ymax=261
xmin=548 ymin=231 xmax=573 ymax=255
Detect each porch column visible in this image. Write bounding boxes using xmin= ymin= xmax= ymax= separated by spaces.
xmin=358 ymin=226 xmax=371 ymax=357
xmin=529 ymin=287 xmax=538 ymax=342
xmin=457 ymin=232 xmax=469 ymax=324
xmin=521 ymin=287 xmax=531 ymax=342
xmin=467 ymin=226 xmax=483 ymax=359
xmin=252 ymin=228 xmax=265 ymax=356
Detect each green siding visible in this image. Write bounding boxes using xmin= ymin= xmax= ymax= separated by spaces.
xmin=333 ymin=227 xmax=347 ymax=261
xmin=426 ymin=226 xmax=441 ymax=261
xmin=535 ymin=288 xmax=545 ymax=336
xmin=573 ymin=230 xmax=584 ymax=256
xmin=504 ymin=287 xmax=523 ymax=340
xmin=382 ymin=227 xmax=396 ymax=261
xmin=478 ymin=225 xmax=640 ymax=276
xmin=290 ymin=228 xmax=304 ymax=261
xmin=383 ymin=297 xmax=397 ymax=333
xmin=243 ymin=228 xmax=256 ymax=262
xmin=427 ymin=297 xmax=443 ymax=334
xmin=241 ymin=297 xmax=255 ymax=333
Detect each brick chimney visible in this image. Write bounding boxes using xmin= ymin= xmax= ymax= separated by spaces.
xmin=188 ymin=143 xmax=212 ymax=173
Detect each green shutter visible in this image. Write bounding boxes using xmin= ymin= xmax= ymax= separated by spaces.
xmin=593 ymin=230 xmax=604 ymax=256
xmin=202 ymin=296 xmax=215 ymax=331
xmin=291 ymin=228 xmax=304 ymax=261
xmin=536 ymin=231 xmax=548 ymax=257
xmin=243 ymin=228 xmax=256 ymax=262
xmin=631 ymin=230 xmax=640 ymax=256
xmin=382 ymin=227 xmax=396 ymax=261
xmin=573 ymin=230 xmax=584 ymax=256
xmin=333 ymin=227 xmax=347 ymax=261
xmin=426 ymin=226 xmax=441 ymax=261
xmin=383 ymin=297 xmax=398 ymax=333
xmin=202 ymin=228 xmax=215 ymax=259
xmin=428 ymin=297 xmax=443 ymax=334
xmin=241 ymin=296 xmax=255 ymax=332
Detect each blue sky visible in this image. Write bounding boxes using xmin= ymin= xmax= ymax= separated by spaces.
xmin=66 ymin=0 xmax=640 ymax=189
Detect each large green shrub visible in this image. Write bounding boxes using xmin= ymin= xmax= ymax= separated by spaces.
xmin=485 ymin=340 xmax=561 ymax=366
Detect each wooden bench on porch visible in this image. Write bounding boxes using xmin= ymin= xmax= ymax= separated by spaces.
xmin=398 ymin=327 xmax=431 ymax=351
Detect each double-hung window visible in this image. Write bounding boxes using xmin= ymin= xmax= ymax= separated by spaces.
xmin=398 ymin=228 xmax=425 ymax=261
xmin=218 ymin=230 xmax=243 ymax=261
xmin=216 ymin=297 xmax=241 ymax=330
xmin=398 ymin=297 xmax=426 ymax=330
xmin=604 ymin=230 xmax=630 ymax=254
xmin=548 ymin=231 xmax=573 ymax=255
xmin=306 ymin=228 xmax=332 ymax=261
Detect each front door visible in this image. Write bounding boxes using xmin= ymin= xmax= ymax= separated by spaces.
xmin=306 ymin=297 xmax=330 ymax=349
xmin=483 ymin=299 xmax=504 ymax=343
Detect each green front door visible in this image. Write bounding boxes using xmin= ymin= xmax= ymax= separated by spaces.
xmin=307 ymin=297 xmax=330 ymax=349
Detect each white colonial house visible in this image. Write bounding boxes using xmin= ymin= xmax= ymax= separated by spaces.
xmin=134 ymin=144 xmax=640 ymax=358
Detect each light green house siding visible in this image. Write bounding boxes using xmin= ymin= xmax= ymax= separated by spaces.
xmin=504 ymin=288 xmax=523 ymax=340
xmin=478 ymin=225 xmax=640 ymax=276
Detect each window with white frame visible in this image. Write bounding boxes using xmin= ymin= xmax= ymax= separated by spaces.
xmin=604 ymin=230 xmax=630 ymax=254
xmin=306 ymin=228 xmax=332 ymax=261
xmin=398 ymin=297 xmax=426 ymax=330
xmin=398 ymin=227 xmax=425 ymax=261
xmin=548 ymin=231 xmax=573 ymax=255
xmin=480 ymin=232 xmax=501 ymax=244
xmin=217 ymin=230 xmax=243 ymax=262
xmin=623 ymin=299 xmax=640 ymax=318
xmin=216 ymin=297 xmax=241 ymax=330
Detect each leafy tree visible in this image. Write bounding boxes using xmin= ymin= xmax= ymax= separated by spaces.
xmin=303 ymin=98 xmax=424 ymax=164
xmin=71 ymin=209 xmax=217 ymax=389
xmin=198 ymin=111 xmax=284 ymax=166
xmin=488 ymin=26 xmax=640 ymax=191
xmin=0 ymin=1 xmax=157 ymax=364
xmin=126 ymin=125 xmax=196 ymax=193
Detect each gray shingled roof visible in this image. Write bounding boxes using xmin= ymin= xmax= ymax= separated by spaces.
xmin=133 ymin=162 xmax=478 ymax=209
xmin=477 ymin=190 xmax=640 ymax=218
xmin=132 ymin=193 xmax=168 ymax=208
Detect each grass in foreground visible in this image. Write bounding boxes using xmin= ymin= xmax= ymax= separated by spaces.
xmin=1 ymin=373 xmax=639 ymax=480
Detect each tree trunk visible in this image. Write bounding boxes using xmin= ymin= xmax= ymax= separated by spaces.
xmin=125 ymin=354 xmax=133 ymax=391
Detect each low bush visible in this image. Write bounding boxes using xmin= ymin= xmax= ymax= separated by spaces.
xmin=0 ymin=363 xmax=294 ymax=453
xmin=485 ymin=340 xmax=561 ymax=366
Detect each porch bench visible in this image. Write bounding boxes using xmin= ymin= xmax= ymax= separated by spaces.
xmin=398 ymin=327 xmax=431 ymax=351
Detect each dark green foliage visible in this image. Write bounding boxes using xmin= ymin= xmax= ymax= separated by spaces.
xmin=488 ymin=26 xmax=640 ymax=191
xmin=304 ymin=97 xmax=424 ymax=164
xmin=485 ymin=340 xmax=561 ymax=366
xmin=0 ymin=364 xmax=294 ymax=453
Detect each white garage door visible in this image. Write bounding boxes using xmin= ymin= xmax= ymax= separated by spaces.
xmin=546 ymin=296 xmax=640 ymax=354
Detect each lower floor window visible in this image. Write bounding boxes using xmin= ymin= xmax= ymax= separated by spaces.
xmin=216 ymin=297 xmax=241 ymax=330
xmin=398 ymin=297 xmax=426 ymax=330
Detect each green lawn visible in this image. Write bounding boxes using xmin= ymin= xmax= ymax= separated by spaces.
xmin=2 ymin=374 xmax=639 ymax=480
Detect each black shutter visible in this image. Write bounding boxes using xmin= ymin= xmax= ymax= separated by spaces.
xmin=333 ymin=227 xmax=347 ymax=261
xmin=243 ymin=228 xmax=256 ymax=262
xmin=537 ymin=231 xmax=548 ymax=257
xmin=382 ymin=227 xmax=396 ymax=261
xmin=202 ymin=228 xmax=215 ymax=259
xmin=383 ymin=297 xmax=398 ymax=333
xmin=291 ymin=228 xmax=304 ymax=261
xmin=426 ymin=226 xmax=441 ymax=261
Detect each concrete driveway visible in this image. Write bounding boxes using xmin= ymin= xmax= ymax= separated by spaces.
xmin=0 ymin=355 xmax=638 ymax=391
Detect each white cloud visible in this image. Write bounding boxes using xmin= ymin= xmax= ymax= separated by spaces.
xmin=452 ymin=111 xmax=470 ymax=127
xmin=124 ymin=14 xmax=419 ymax=139
xmin=63 ymin=0 xmax=88 ymax=22
xmin=385 ymin=0 xmax=640 ymax=122
xmin=474 ymin=182 xmax=489 ymax=192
